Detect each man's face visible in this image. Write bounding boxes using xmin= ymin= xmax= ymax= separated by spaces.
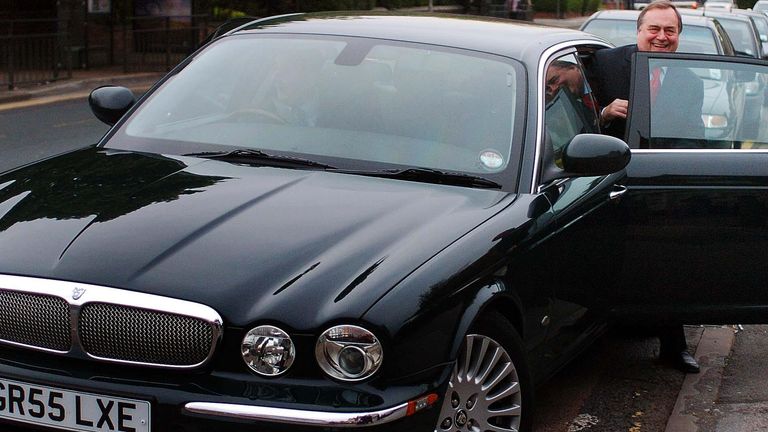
xmin=637 ymin=8 xmax=680 ymax=52
xmin=546 ymin=65 xmax=583 ymax=98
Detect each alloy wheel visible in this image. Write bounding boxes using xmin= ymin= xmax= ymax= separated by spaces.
xmin=435 ymin=333 xmax=523 ymax=432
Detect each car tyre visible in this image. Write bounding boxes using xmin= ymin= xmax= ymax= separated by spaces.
xmin=435 ymin=312 xmax=533 ymax=432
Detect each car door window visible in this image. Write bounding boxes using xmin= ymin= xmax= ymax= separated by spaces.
xmin=628 ymin=53 xmax=768 ymax=150
xmin=543 ymin=53 xmax=599 ymax=166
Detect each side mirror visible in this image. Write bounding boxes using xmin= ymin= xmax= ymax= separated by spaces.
xmin=89 ymin=86 xmax=136 ymax=126
xmin=562 ymin=133 xmax=631 ymax=175
xmin=541 ymin=133 xmax=630 ymax=184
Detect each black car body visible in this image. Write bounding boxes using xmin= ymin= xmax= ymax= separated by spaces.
xmin=1 ymin=12 xmax=767 ymax=432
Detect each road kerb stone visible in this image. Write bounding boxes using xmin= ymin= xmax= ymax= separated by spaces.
xmin=665 ymin=326 xmax=736 ymax=432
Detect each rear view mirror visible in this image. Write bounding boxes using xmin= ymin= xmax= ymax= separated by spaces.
xmin=89 ymin=86 xmax=136 ymax=126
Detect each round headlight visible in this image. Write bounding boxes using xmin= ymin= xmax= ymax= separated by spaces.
xmin=241 ymin=325 xmax=295 ymax=376
xmin=315 ymin=325 xmax=382 ymax=381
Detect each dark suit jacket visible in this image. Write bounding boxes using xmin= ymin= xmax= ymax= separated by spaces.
xmin=651 ymin=66 xmax=705 ymax=148
xmin=590 ymin=44 xmax=636 ymax=140
xmin=589 ymin=44 xmax=704 ymax=147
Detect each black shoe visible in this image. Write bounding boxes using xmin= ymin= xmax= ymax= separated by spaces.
xmin=665 ymin=351 xmax=700 ymax=374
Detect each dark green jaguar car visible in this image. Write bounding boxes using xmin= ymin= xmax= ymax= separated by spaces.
xmin=1 ymin=11 xmax=767 ymax=432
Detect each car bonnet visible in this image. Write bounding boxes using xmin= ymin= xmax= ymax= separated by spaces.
xmin=0 ymin=147 xmax=512 ymax=328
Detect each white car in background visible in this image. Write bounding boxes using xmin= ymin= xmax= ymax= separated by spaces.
xmin=705 ymin=0 xmax=735 ymax=11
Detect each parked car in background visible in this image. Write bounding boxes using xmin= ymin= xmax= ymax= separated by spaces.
xmin=733 ymin=8 xmax=768 ymax=56
xmin=704 ymin=0 xmax=735 ymax=11
xmin=681 ymin=8 xmax=767 ymax=137
xmin=2 ymin=11 xmax=768 ymax=432
xmin=580 ymin=9 xmax=735 ymax=55
xmin=682 ymin=8 xmax=764 ymax=58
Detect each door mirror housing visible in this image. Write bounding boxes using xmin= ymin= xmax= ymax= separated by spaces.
xmin=89 ymin=86 xmax=136 ymax=126
xmin=542 ymin=133 xmax=630 ymax=184
xmin=563 ymin=133 xmax=631 ymax=175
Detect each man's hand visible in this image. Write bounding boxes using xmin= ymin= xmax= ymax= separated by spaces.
xmin=600 ymin=98 xmax=628 ymax=123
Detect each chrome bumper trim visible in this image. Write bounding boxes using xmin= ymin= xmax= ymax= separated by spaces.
xmin=184 ymin=401 xmax=409 ymax=427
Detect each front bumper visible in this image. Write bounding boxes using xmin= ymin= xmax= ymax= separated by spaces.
xmin=0 ymin=350 xmax=446 ymax=432
xmin=185 ymin=400 xmax=410 ymax=427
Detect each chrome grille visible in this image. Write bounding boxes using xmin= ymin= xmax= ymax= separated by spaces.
xmin=80 ymin=303 xmax=213 ymax=366
xmin=0 ymin=290 xmax=70 ymax=351
xmin=0 ymin=275 xmax=223 ymax=369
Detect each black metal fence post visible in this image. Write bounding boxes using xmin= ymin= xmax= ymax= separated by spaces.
xmin=7 ymin=20 xmax=14 ymax=90
xmin=164 ymin=16 xmax=171 ymax=71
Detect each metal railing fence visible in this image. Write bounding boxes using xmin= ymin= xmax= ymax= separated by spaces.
xmin=122 ymin=15 xmax=209 ymax=73
xmin=0 ymin=19 xmax=71 ymax=89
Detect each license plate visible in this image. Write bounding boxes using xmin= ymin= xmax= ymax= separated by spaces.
xmin=0 ymin=377 xmax=150 ymax=432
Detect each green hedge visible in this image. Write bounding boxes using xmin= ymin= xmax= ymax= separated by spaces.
xmin=208 ymin=0 xmax=476 ymax=17
xmin=377 ymin=0 xmax=464 ymax=8
xmin=534 ymin=0 xmax=601 ymax=14
xmin=297 ymin=0 xmax=376 ymax=11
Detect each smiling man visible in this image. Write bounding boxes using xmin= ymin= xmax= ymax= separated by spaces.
xmin=591 ymin=0 xmax=683 ymax=139
xmin=589 ymin=0 xmax=702 ymax=374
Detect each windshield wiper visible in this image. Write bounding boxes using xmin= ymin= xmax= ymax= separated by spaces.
xmin=331 ymin=167 xmax=502 ymax=189
xmin=184 ymin=149 xmax=335 ymax=169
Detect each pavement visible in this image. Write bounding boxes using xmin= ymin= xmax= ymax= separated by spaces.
xmin=1 ymin=13 xmax=763 ymax=432
xmin=0 ymin=66 xmax=165 ymax=112
xmin=668 ymin=325 xmax=768 ymax=432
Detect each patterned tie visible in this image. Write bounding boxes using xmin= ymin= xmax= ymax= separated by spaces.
xmin=650 ymin=67 xmax=662 ymax=105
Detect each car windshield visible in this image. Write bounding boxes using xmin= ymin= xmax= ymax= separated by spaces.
xmin=583 ymin=19 xmax=720 ymax=54
xmin=113 ymin=34 xmax=524 ymax=178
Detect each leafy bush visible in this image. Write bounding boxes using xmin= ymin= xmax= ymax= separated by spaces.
xmin=377 ymin=0 xmax=463 ymax=7
xmin=535 ymin=0 xmax=600 ymax=13
xmin=298 ymin=0 xmax=377 ymax=11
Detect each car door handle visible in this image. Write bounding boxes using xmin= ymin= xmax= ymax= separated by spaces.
xmin=610 ymin=185 xmax=627 ymax=201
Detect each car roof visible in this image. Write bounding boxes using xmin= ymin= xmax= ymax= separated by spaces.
xmin=734 ymin=8 xmax=768 ymax=18
xmin=228 ymin=12 xmax=605 ymax=61
xmin=680 ymin=8 xmax=753 ymax=22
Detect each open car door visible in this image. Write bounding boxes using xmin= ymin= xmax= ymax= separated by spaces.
xmin=608 ymin=51 xmax=768 ymax=324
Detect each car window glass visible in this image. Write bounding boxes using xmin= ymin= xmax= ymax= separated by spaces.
xmin=750 ymin=16 xmax=768 ymax=42
xmin=544 ymin=53 xmax=598 ymax=167
xmin=645 ymin=57 xmax=768 ymax=149
xmin=718 ymin=19 xmax=758 ymax=57
xmin=679 ymin=26 xmax=722 ymax=54
xmin=120 ymin=35 xmax=523 ymax=176
xmin=581 ymin=19 xmax=638 ymax=47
